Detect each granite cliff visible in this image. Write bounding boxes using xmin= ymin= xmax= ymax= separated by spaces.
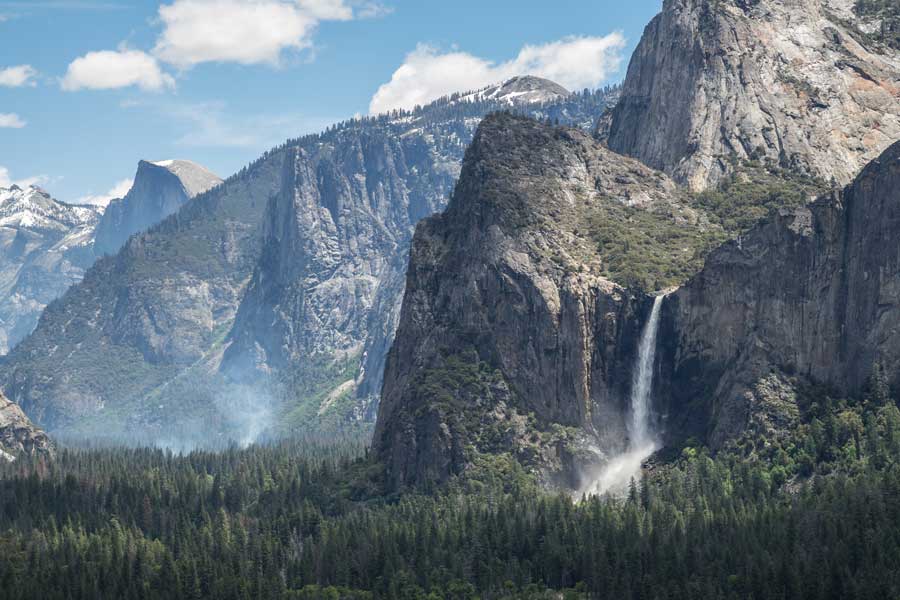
xmin=603 ymin=0 xmax=900 ymax=191
xmin=221 ymin=80 xmax=618 ymax=431
xmin=94 ymin=159 xmax=222 ymax=256
xmin=0 ymin=79 xmax=617 ymax=441
xmin=0 ymin=154 xmax=282 ymax=434
xmin=374 ymin=113 xmax=712 ymax=490
xmin=659 ymin=140 xmax=900 ymax=448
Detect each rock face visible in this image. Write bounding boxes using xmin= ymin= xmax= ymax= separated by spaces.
xmin=0 ymin=186 xmax=100 ymax=355
xmin=0 ymin=391 xmax=52 ymax=461
xmin=374 ymin=113 xmax=705 ymax=490
xmin=603 ymin=0 xmax=900 ymax=191
xmin=94 ymin=160 xmax=221 ymax=256
xmin=658 ymin=140 xmax=900 ymax=447
xmin=221 ymin=80 xmax=619 ymax=427
xmin=221 ymin=113 xmax=463 ymax=392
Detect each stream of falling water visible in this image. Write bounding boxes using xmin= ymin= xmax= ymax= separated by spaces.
xmin=585 ymin=294 xmax=664 ymax=496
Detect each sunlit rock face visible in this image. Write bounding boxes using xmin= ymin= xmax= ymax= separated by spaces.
xmin=220 ymin=79 xmax=619 ymax=427
xmin=603 ymin=0 xmax=900 ymax=191
xmin=375 ymin=0 xmax=900 ymax=493
xmin=0 ymin=391 xmax=52 ymax=461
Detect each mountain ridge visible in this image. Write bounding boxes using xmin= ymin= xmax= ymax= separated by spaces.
xmin=0 ymin=78 xmax=619 ymax=442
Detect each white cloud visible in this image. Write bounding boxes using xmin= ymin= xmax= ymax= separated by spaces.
xmin=0 ymin=113 xmax=26 ymax=128
xmin=74 ymin=178 xmax=133 ymax=207
xmin=369 ymin=33 xmax=626 ymax=114
xmin=61 ymin=48 xmax=175 ymax=91
xmin=0 ymin=166 xmax=47 ymax=189
xmin=0 ymin=65 xmax=37 ymax=87
xmin=296 ymin=0 xmax=351 ymax=20
xmin=153 ymin=0 xmax=353 ymax=69
xmin=354 ymin=1 xmax=391 ymax=19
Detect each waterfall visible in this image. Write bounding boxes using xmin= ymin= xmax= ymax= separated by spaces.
xmin=584 ymin=294 xmax=664 ymax=496
xmin=628 ymin=294 xmax=663 ymax=448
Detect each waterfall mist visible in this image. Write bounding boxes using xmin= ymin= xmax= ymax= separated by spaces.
xmin=584 ymin=294 xmax=664 ymax=497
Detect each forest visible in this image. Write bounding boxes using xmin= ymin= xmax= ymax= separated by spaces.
xmin=2 ymin=372 xmax=900 ymax=600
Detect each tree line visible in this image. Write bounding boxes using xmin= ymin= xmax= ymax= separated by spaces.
xmin=2 ymin=375 xmax=900 ymax=599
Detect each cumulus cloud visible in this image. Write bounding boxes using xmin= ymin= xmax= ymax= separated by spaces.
xmin=0 ymin=166 xmax=47 ymax=189
xmin=0 ymin=65 xmax=37 ymax=87
xmin=61 ymin=48 xmax=175 ymax=91
xmin=74 ymin=178 xmax=133 ymax=207
xmin=0 ymin=113 xmax=26 ymax=128
xmin=153 ymin=0 xmax=353 ymax=69
xmin=60 ymin=1 xmax=382 ymax=93
xmin=369 ymin=33 xmax=626 ymax=114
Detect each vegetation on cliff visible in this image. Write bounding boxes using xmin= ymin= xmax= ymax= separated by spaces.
xmin=854 ymin=0 xmax=900 ymax=49
xmin=587 ymin=158 xmax=828 ymax=291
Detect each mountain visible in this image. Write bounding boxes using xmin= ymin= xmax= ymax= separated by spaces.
xmin=0 ymin=160 xmax=221 ymax=359
xmin=374 ymin=113 xmax=714 ymax=490
xmin=456 ymin=75 xmax=571 ymax=106
xmin=375 ymin=124 xmax=900 ymax=491
xmin=374 ymin=0 xmax=900 ymax=490
xmin=0 ymin=390 xmax=51 ymax=461
xmin=602 ymin=0 xmax=900 ymax=191
xmin=0 ymin=185 xmax=101 ymax=355
xmin=0 ymin=79 xmax=618 ymax=441
xmin=93 ymin=159 xmax=221 ymax=256
xmin=0 ymin=155 xmax=281 ymax=434
xmin=220 ymin=79 xmax=619 ymax=433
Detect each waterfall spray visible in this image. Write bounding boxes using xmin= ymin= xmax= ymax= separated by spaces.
xmin=585 ymin=294 xmax=665 ymax=496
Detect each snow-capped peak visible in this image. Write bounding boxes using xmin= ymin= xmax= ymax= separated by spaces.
xmin=456 ymin=76 xmax=571 ymax=107
xmin=0 ymin=185 xmax=100 ymax=231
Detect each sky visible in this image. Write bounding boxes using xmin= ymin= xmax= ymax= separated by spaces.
xmin=0 ymin=0 xmax=661 ymax=206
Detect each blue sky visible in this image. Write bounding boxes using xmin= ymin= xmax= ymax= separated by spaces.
xmin=0 ymin=0 xmax=661 ymax=205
